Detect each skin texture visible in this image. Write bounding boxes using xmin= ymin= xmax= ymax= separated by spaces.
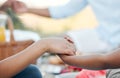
xmin=28 ymin=8 xmax=50 ymax=17
xmin=0 ymin=38 xmax=75 ymax=78
xmin=57 ymin=37 xmax=120 ymax=70
xmin=59 ymin=48 xmax=120 ymax=70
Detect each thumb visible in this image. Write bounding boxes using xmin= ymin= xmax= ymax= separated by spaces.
xmin=63 ymin=49 xmax=75 ymax=55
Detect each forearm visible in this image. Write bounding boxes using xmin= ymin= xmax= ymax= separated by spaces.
xmin=59 ymin=54 xmax=108 ymax=70
xmin=0 ymin=40 xmax=46 ymax=78
xmin=28 ymin=8 xmax=51 ymax=17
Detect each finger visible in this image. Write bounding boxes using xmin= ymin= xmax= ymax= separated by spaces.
xmin=64 ymin=36 xmax=74 ymax=43
xmin=66 ymin=41 xmax=76 ymax=52
xmin=17 ymin=1 xmax=26 ymax=8
xmin=1 ymin=1 xmax=12 ymax=10
xmin=57 ymin=49 xmax=74 ymax=55
xmin=69 ymin=47 xmax=76 ymax=54
xmin=17 ymin=1 xmax=27 ymax=13
xmin=9 ymin=0 xmax=16 ymax=1
xmin=12 ymin=1 xmax=26 ymax=13
xmin=4 ymin=1 xmax=11 ymax=6
xmin=66 ymin=44 xmax=75 ymax=52
xmin=63 ymin=49 xmax=75 ymax=55
xmin=12 ymin=1 xmax=19 ymax=12
xmin=70 ymin=43 xmax=76 ymax=52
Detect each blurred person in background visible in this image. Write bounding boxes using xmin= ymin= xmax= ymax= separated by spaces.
xmin=0 ymin=38 xmax=75 ymax=78
xmin=1 ymin=0 xmax=120 ymax=55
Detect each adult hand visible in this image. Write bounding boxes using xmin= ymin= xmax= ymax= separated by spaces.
xmin=64 ymin=35 xmax=74 ymax=44
xmin=0 ymin=0 xmax=12 ymax=11
xmin=11 ymin=1 xmax=28 ymax=14
xmin=42 ymin=37 xmax=76 ymax=55
xmin=0 ymin=0 xmax=28 ymax=14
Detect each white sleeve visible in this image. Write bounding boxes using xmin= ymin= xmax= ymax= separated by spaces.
xmin=49 ymin=0 xmax=88 ymax=19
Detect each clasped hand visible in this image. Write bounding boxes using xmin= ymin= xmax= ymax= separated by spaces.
xmin=41 ymin=37 xmax=76 ymax=56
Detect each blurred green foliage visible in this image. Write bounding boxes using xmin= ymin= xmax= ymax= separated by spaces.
xmin=5 ymin=8 xmax=26 ymax=30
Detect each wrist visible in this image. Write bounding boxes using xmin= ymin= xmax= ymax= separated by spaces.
xmin=38 ymin=39 xmax=50 ymax=52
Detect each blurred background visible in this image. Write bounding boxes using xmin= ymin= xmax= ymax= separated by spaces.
xmin=0 ymin=0 xmax=98 ymax=36
xmin=0 ymin=0 xmax=99 ymax=78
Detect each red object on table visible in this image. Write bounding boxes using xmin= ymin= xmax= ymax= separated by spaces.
xmin=76 ymin=69 xmax=106 ymax=78
xmin=61 ymin=66 xmax=82 ymax=73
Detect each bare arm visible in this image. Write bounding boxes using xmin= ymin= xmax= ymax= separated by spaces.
xmin=28 ymin=8 xmax=51 ymax=17
xmin=0 ymin=0 xmax=50 ymax=17
xmin=1 ymin=0 xmax=88 ymax=18
xmin=59 ymin=48 xmax=120 ymax=70
xmin=0 ymin=38 xmax=75 ymax=78
xmin=0 ymin=40 xmax=46 ymax=78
